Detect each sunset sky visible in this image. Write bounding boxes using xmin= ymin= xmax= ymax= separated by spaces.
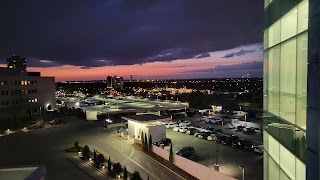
xmin=0 ymin=0 xmax=264 ymax=81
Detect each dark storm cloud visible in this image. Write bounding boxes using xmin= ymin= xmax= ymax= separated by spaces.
xmin=190 ymin=61 xmax=263 ymax=73
xmin=222 ymin=49 xmax=256 ymax=58
xmin=0 ymin=0 xmax=263 ymax=67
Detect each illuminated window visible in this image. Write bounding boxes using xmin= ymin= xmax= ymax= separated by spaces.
xmin=281 ymin=7 xmax=298 ymax=41
xmin=298 ymin=1 xmax=308 ymax=33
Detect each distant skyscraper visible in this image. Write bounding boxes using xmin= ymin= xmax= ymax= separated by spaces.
xmin=106 ymin=76 xmax=124 ymax=90
xmin=6 ymin=55 xmax=27 ymax=72
xmin=106 ymin=76 xmax=112 ymax=88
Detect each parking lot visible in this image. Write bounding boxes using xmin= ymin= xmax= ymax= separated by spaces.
xmin=165 ymin=116 xmax=263 ymax=180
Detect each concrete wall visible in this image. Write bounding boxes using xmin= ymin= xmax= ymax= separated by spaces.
xmin=37 ymin=77 xmax=56 ymax=110
xmin=151 ymin=145 xmax=236 ymax=180
xmin=86 ymin=111 xmax=98 ymax=120
xmin=148 ymin=124 xmax=166 ymax=142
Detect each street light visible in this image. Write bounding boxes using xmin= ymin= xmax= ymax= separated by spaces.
xmin=239 ymin=166 xmax=245 ymax=180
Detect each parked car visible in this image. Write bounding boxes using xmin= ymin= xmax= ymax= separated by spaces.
xmin=243 ymin=127 xmax=256 ymax=133
xmin=231 ymin=139 xmax=254 ymax=150
xmin=222 ymin=135 xmax=239 ymax=146
xmin=153 ymin=138 xmax=172 ymax=147
xmin=213 ymin=134 xmax=228 ymax=143
xmin=253 ymin=145 xmax=263 ymax=154
xmin=178 ymin=120 xmax=191 ymax=126
xmin=179 ymin=127 xmax=189 ymax=133
xmin=237 ymin=125 xmax=246 ymax=131
xmin=49 ymin=118 xmax=65 ymax=125
xmin=206 ymin=127 xmax=222 ymax=134
xmin=166 ymin=122 xmax=177 ymax=128
xmin=207 ymin=134 xmax=217 ymax=141
xmin=228 ymin=123 xmax=239 ymax=129
xmin=197 ymin=131 xmax=212 ymax=139
xmin=176 ymin=146 xmax=195 ymax=157
xmin=186 ymin=128 xmax=199 ymax=135
xmin=173 ymin=125 xmax=186 ymax=132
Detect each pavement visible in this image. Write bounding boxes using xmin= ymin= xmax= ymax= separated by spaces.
xmin=0 ymin=116 xmax=184 ymax=180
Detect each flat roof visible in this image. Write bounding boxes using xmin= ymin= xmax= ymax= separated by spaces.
xmin=0 ymin=167 xmax=37 ymax=179
xmin=125 ymin=114 xmax=169 ymax=122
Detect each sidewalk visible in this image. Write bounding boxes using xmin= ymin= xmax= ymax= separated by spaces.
xmin=65 ymin=154 xmax=113 ymax=180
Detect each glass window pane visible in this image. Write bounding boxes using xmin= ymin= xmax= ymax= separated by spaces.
xmin=280 ymin=145 xmax=296 ymax=180
xmin=268 ymin=134 xmax=280 ymax=164
xmin=296 ymin=33 xmax=308 ymax=130
xmin=298 ymin=0 xmax=309 ymax=33
xmin=264 ymin=131 xmax=269 ymax=152
xmin=264 ymin=151 xmax=269 ymax=180
xmin=264 ymin=51 xmax=269 ymax=110
xmin=280 ymin=170 xmax=290 ymax=180
xmin=296 ymin=158 xmax=306 ymax=180
xmin=281 ymin=8 xmax=298 ymax=41
xmin=269 ymin=21 xmax=281 ymax=47
xmin=269 ymin=156 xmax=280 ymax=180
xmin=264 ymin=29 xmax=269 ymax=49
xmin=265 ymin=0 xmax=270 ymax=8
xmin=268 ymin=45 xmax=280 ymax=116
xmin=280 ymin=38 xmax=297 ymax=124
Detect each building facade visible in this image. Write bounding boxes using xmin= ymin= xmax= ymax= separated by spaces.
xmin=263 ymin=0 xmax=309 ymax=179
xmin=0 ymin=58 xmax=55 ymax=128
xmin=6 ymin=55 xmax=27 ymax=72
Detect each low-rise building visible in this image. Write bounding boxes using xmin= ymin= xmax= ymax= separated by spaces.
xmin=0 ymin=56 xmax=55 ymax=128
xmin=123 ymin=114 xmax=170 ymax=142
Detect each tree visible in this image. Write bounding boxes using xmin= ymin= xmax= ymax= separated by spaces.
xmin=95 ymin=154 xmax=105 ymax=167
xmin=131 ymin=171 xmax=143 ymax=180
xmin=82 ymin=145 xmax=90 ymax=160
xmin=148 ymin=135 xmax=152 ymax=152
xmin=169 ymin=144 xmax=174 ymax=163
xmin=93 ymin=149 xmax=97 ymax=162
xmin=108 ymin=156 xmax=112 ymax=171
xmin=123 ymin=166 xmax=128 ymax=180
xmin=141 ymin=131 xmax=144 ymax=145
xmin=144 ymin=133 xmax=148 ymax=151
xmin=113 ymin=162 xmax=122 ymax=175
xmin=74 ymin=141 xmax=80 ymax=152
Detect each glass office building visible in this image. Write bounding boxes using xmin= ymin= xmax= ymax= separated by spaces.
xmin=264 ymin=0 xmax=320 ymax=179
xmin=263 ymin=0 xmax=308 ymax=179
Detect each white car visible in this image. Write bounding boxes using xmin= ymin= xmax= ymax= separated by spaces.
xmin=178 ymin=120 xmax=191 ymax=126
xmin=207 ymin=134 xmax=217 ymax=141
xmin=166 ymin=122 xmax=177 ymax=128
xmin=179 ymin=127 xmax=188 ymax=133
xmin=173 ymin=125 xmax=185 ymax=132
xmin=253 ymin=145 xmax=263 ymax=154
xmin=228 ymin=123 xmax=239 ymax=129
xmin=200 ymin=116 xmax=208 ymax=121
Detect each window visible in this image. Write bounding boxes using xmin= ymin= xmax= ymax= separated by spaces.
xmin=268 ymin=45 xmax=280 ymax=116
xmin=268 ymin=21 xmax=281 ymax=47
xmin=280 ymin=38 xmax=297 ymax=124
xmin=268 ymin=135 xmax=280 ymax=164
xmin=281 ymin=8 xmax=298 ymax=42
xmin=296 ymin=33 xmax=308 ymax=129
xmin=263 ymin=51 xmax=269 ymax=110
xmin=280 ymin=145 xmax=295 ymax=179
xmin=298 ymin=0 xmax=308 ymax=33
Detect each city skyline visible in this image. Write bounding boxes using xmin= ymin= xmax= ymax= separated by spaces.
xmin=0 ymin=0 xmax=264 ymax=81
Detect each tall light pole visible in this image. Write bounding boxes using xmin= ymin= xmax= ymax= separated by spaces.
xmin=239 ymin=166 xmax=245 ymax=180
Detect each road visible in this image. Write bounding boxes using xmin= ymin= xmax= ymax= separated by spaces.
xmin=0 ymin=117 xmax=183 ymax=180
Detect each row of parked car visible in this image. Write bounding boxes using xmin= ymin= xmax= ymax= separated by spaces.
xmin=167 ymin=120 xmax=263 ymax=154
xmin=152 ymin=138 xmax=196 ymax=157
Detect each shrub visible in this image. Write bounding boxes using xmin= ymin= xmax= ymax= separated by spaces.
xmin=123 ymin=166 xmax=128 ymax=180
xmin=131 ymin=171 xmax=143 ymax=180
xmin=93 ymin=149 xmax=97 ymax=163
xmin=148 ymin=135 xmax=152 ymax=152
xmin=169 ymin=144 xmax=174 ymax=164
xmin=113 ymin=162 xmax=122 ymax=175
xmin=82 ymin=145 xmax=90 ymax=160
xmin=95 ymin=154 xmax=105 ymax=167
xmin=108 ymin=157 xmax=112 ymax=171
